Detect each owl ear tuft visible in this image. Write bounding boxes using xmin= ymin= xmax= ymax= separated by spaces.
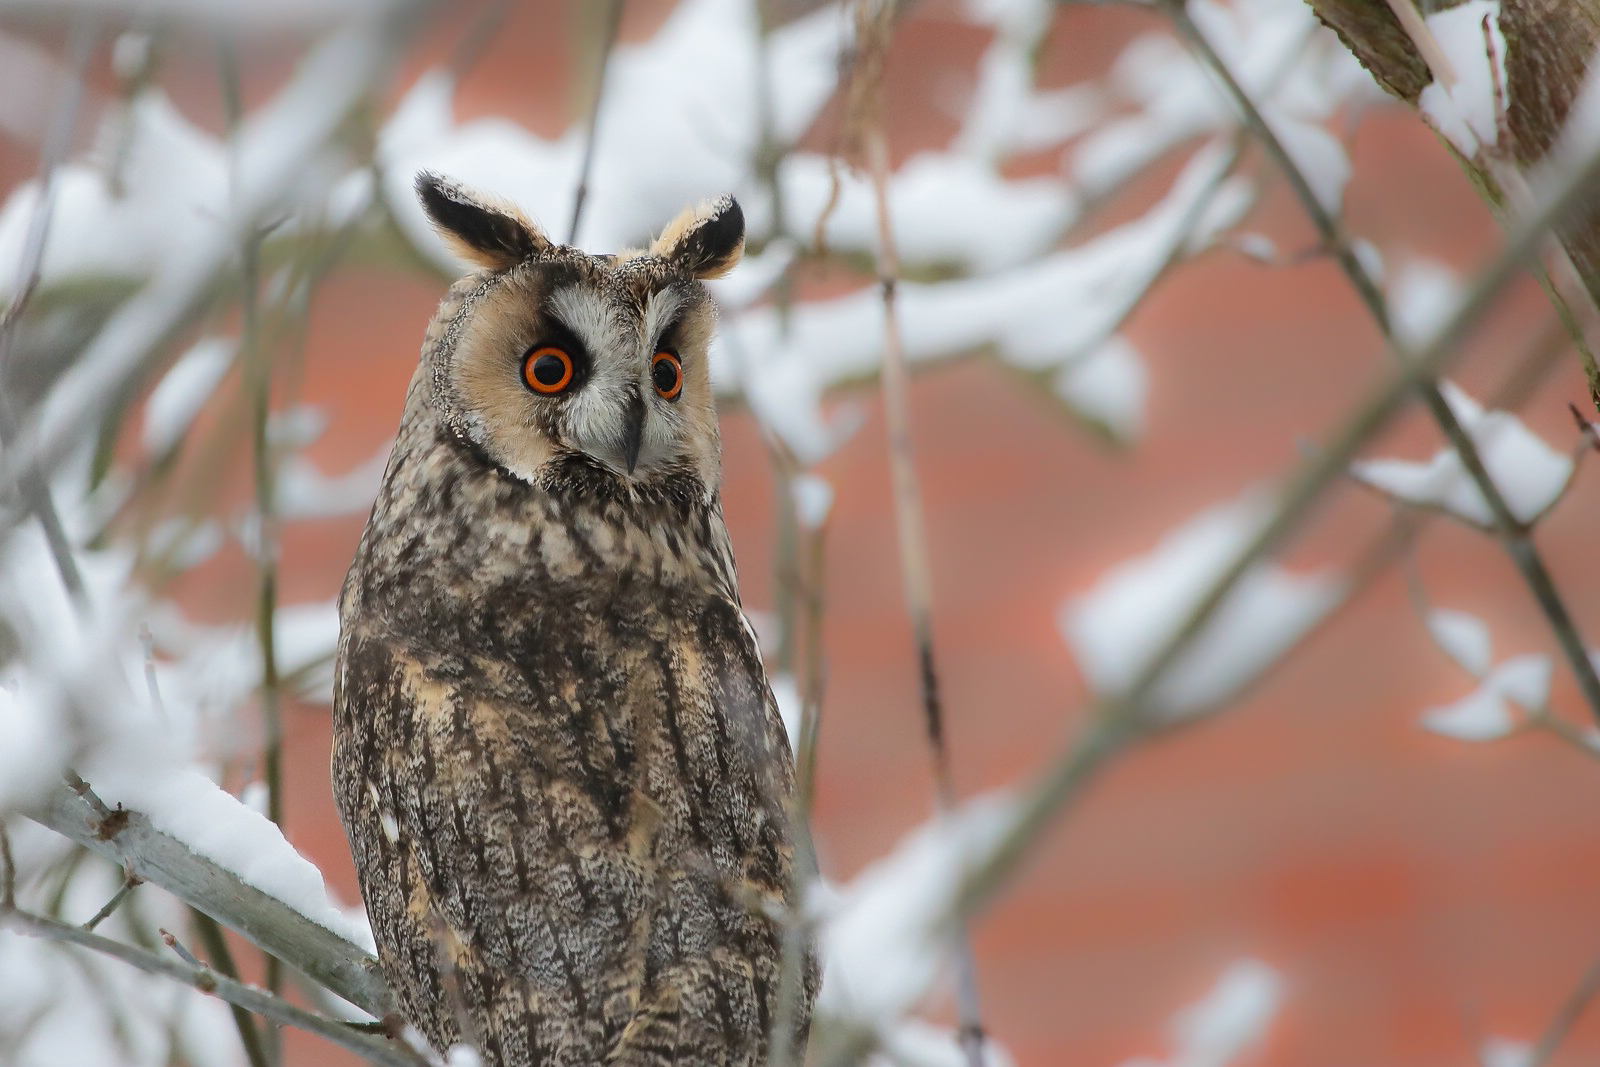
xmin=649 ymin=196 xmax=744 ymax=279
xmin=416 ymin=171 xmax=550 ymax=272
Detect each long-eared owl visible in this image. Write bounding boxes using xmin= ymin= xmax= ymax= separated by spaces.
xmin=331 ymin=173 xmax=817 ymax=1066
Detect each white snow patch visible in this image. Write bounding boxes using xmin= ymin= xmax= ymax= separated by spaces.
xmin=1416 ymin=1 xmax=1506 ymax=158
xmin=141 ymin=338 xmax=237 ymax=454
xmin=1119 ymin=960 xmax=1283 ymax=1067
xmin=1063 ymin=490 xmax=1343 ymax=719
xmin=1353 ymin=239 xmax=1385 ymax=287
xmin=1266 ymin=110 xmax=1349 ymax=213
xmin=770 ymin=673 xmax=803 ymax=753
xmin=791 ymin=474 xmax=834 ymax=531
xmin=874 ymin=1018 xmax=1018 ymax=1067
xmin=278 ymin=443 xmax=391 ymax=520
xmin=818 ymin=794 xmax=1017 ymax=1028
xmin=84 ymin=764 xmax=376 ymax=952
xmin=1054 ymin=336 xmax=1148 ymax=443
xmin=1422 ymin=653 xmax=1550 ymax=740
xmin=0 ymin=686 xmax=72 ymax=814
xmin=728 ymin=145 xmax=1244 ymax=460
xmin=1481 ymin=1037 xmax=1533 ymax=1067
xmin=1350 ymin=381 xmax=1574 ymax=526
xmin=381 ymin=0 xmax=841 ymax=258
xmin=1390 ymin=259 xmax=1459 ymax=349
xmin=1427 ymin=608 xmax=1492 ymax=677
xmin=773 ymin=152 xmax=1077 ymax=273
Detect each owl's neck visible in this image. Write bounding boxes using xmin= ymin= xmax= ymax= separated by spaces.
xmin=348 ymin=396 xmax=741 ymax=639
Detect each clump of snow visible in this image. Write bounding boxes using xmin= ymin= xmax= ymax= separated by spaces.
xmin=1422 ymin=654 xmax=1551 ymax=741
xmin=277 ymin=444 xmax=391 ymax=520
xmin=1353 ymin=239 xmax=1385 ymax=286
xmin=791 ymin=473 xmax=834 ymax=531
xmin=770 ymin=673 xmax=803 ymax=753
xmin=729 ymin=144 xmax=1247 ymax=459
xmin=1266 ymin=112 xmax=1350 ymax=214
xmin=1389 ymin=258 xmax=1460 ymax=348
xmin=1054 ymin=336 xmax=1148 ymax=443
xmin=1427 ymin=608 xmax=1493 ymax=677
xmin=873 ymin=1018 xmax=1018 ymax=1067
xmin=83 ymin=764 xmax=376 ymax=952
xmin=1416 ymin=1 xmax=1506 ymax=159
xmin=1481 ymin=1037 xmax=1532 ymax=1067
xmin=1118 ymin=960 xmax=1282 ymax=1067
xmin=381 ymin=0 xmax=841 ymax=258
xmin=0 ymin=686 xmax=72 ymax=815
xmin=772 ymin=153 xmax=1078 ymax=274
xmin=1073 ymin=1 xmax=1336 ymax=196
xmin=1350 ymin=381 xmax=1574 ymax=527
xmin=1062 ymin=490 xmax=1343 ymax=719
xmin=817 ymin=794 xmax=1017 ymax=1028
xmin=956 ymin=0 xmax=1104 ymax=160
xmin=141 ymin=337 xmax=236 ymax=455
xmin=0 ymin=90 xmax=227 ymax=296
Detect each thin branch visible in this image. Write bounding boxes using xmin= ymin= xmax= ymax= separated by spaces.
xmin=846 ymin=3 xmax=988 ymax=1063
xmin=1528 ymin=713 xmax=1600 ymax=767
xmin=447 ymin=0 xmax=517 ymax=81
xmin=220 ymin=42 xmax=288 ymax=1061
xmin=0 ymin=15 xmax=96 ymax=601
xmin=1 ymin=907 xmax=427 ymax=1067
xmin=25 ymin=779 xmax=393 ymax=1019
xmin=81 ymin=869 xmax=141 ymax=931
xmin=567 ymin=0 xmax=626 ymax=245
xmin=953 ymin=106 xmax=1600 ymax=925
xmin=193 ymin=907 xmax=274 ymax=1067
xmin=1526 ymin=943 xmax=1600 ymax=1067
xmin=1161 ymin=0 xmax=1600 ymax=728
xmin=0 ymin=822 xmax=14 ymax=910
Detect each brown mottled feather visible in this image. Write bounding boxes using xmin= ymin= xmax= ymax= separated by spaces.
xmin=332 ymin=182 xmax=815 ymax=1066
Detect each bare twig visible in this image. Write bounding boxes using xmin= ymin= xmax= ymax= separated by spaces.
xmin=1526 ymin=944 xmax=1600 ymax=1067
xmin=448 ymin=0 xmax=517 ymax=80
xmin=953 ymin=112 xmax=1600 ymax=926
xmin=0 ymin=16 xmax=95 ymax=600
xmin=193 ymin=906 xmax=274 ymax=1067
xmin=843 ymin=3 xmax=988 ymax=1063
xmin=1528 ymin=714 xmax=1600 ymax=766
xmin=0 ymin=822 xmax=14 ymax=910
xmin=26 ymin=779 xmax=393 ymax=1018
xmin=567 ymin=0 xmax=626 ymax=246
xmin=1 ymin=907 xmax=426 ymax=1067
xmin=219 ymin=44 xmax=288 ymax=1063
xmin=81 ymin=869 xmax=141 ymax=931
xmin=1161 ymin=0 xmax=1600 ymax=728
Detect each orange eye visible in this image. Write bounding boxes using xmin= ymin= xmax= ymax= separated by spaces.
xmin=651 ymin=350 xmax=683 ymax=400
xmin=523 ymin=346 xmax=574 ymax=394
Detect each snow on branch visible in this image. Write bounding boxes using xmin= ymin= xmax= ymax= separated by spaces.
xmin=1063 ymin=490 xmax=1344 ymax=720
xmin=1349 ymin=381 xmax=1577 ymax=528
xmin=24 ymin=778 xmax=389 ymax=1018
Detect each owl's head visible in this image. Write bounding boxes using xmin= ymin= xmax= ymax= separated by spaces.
xmin=413 ymin=172 xmax=744 ymax=500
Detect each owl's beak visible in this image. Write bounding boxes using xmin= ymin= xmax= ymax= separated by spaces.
xmin=621 ymin=390 xmax=645 ymax=474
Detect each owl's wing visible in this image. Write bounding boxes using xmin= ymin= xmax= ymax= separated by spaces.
xmin=334 ymin=624 xmax=654 ymax=1065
